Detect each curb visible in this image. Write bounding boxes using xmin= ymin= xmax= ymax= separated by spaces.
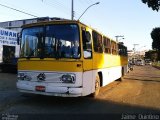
xmin=152 ymin=65 xmax=160 ymax=70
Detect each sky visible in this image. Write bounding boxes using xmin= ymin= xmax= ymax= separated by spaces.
xmin=0 ymin=0 xmax=160 ymax=51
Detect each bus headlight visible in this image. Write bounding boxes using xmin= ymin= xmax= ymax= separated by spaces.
xmin=60 ymin=74 xmax=76 ymax=83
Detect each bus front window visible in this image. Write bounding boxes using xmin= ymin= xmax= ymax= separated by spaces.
xmin=45 ymin=24 xmax=80 ymax=59
xmin=20 ymin=24 xmax=80 ymax=59
xmin=21 ymin=27 xmax=43 ymax=58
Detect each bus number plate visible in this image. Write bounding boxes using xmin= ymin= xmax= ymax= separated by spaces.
xmin=35 ymin=86 xmax=45 ymax=92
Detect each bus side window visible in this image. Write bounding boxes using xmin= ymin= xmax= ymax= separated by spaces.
xmin=103 ymin=36 xmax=111 ymax=54
xmin=92 ymin=31 xmax=103 ymax=53
xmin=82 ymin=30 xmax=92 ymax=59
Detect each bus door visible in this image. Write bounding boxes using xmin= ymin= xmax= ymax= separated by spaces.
xmin=82 ymin=29 xmax=93 ymax=71
xmin=82 ymin=28 xmax=93 ymax=94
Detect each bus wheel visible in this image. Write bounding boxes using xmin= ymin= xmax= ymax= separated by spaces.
xmin=116 ymin=77 xmax=123 ymax=81
xmin=90 ymin=74 xmax=100 ymax=97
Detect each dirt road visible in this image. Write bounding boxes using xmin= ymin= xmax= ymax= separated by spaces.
xmin=0 ymin=65 xmax=159 ymax=120
xmin=98 ymin=65 xmax=160 ymax=110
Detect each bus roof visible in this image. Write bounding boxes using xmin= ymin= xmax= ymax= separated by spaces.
xmin=22 ymin=19 xmax=82 ymax=28
xmin=21 ymin=19 xmax=123 ymax=46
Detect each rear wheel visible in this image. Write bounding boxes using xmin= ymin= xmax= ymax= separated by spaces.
xmin=116 ymin=76 xmax=123 ymax=81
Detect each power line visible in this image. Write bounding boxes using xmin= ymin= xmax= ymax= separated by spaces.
xmin=42 ymin=0 xmax=71 ymax=12
xmin=0 ymin=3 xmax=38 ymax=17
xmin=54 ymin=0 xmax=70 ymax=11
xmin=43 ymin=0 xmax=71 ymax=15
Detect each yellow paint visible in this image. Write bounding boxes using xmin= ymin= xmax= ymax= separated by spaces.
xmin=92 ymin=53 xmax=128 ymax=69
xmin=19 ymin=21 xmax=128 ymax=72
xmin=18 ymin=59 xmax=83 ymax=72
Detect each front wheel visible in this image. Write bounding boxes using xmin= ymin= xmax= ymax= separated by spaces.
xmin=90 ymin=74 xmax=100 ymax=97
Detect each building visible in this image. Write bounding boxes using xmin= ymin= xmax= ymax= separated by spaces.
xmin=127 ymin=50 xmax=134 ymax=58
xmin=0 ymin=17 xmax=65 ymax=32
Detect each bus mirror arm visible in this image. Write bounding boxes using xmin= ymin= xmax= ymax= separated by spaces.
xmin=17 ymin=33 xmax=21 ymax=45
xmin=17 ymin=37 xmax=20 ymax=45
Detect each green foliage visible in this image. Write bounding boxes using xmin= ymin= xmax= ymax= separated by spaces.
xmin=142 ymin=1 xmax=160 ymax=60
xmin=150 ymin=27 xmax=160 ymax=60
xmin=152 ymin=62 xmax=160 ymax=67
xmin=145 ymin=51 xmax=151 ymax=59
xmin=151 ymin=27 xmax=160 ymax=51
xmin=145 ymin=50 xmax=158 ymax=61
xmin=142 ymin=0 xmax=160 ymax=11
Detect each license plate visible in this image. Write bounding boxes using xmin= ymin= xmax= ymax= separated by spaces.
xmin=35 ymin=86 xmax=45 ymax=92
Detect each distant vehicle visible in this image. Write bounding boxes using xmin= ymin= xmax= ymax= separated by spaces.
xmin=145 ymin=60 xmax=152 ymax=65
xmin=0 ymin=27 xmax=20 ymax=72
xmin=136 ymin=59 xmax=145 ymax=66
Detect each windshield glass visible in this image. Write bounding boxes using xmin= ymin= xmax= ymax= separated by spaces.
xmin=20 ymin=24 xmax=80 ymax=59
xmin=20 ymin=27 xmax=43 ymax=58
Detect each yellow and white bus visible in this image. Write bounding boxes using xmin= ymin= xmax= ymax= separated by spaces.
xmin=16 ymin=19 xmax=128 ymax=97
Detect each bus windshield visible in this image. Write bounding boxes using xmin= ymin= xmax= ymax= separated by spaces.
xmin=20 ymin=24 xmax=80 ymax=59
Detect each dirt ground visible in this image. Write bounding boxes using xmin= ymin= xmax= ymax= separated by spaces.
xmin=98 ymin=65 xmax=160 ymax=110
xmin=0 ymin=65 xmax=159 ymax=120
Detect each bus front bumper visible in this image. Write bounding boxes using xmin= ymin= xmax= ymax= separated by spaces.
xmin=16 ymin=81 xmax=83 ymax=97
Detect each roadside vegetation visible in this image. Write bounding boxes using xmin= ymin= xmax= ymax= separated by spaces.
xmin=152 ymin=62 xmax=160 ymax=66
xmin=152 ymin=61 xmax=160 ymax=70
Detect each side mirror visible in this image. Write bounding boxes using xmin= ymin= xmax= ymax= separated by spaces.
xmin=17 ymin=37 xmax=20 ymax=45
xmin=17 ymin=33 xmax=21 ymax=45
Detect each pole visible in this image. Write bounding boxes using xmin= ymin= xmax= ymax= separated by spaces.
xmin=77 ymin=2 xmax=100 ymax=21
xmin=115 ymin=35 xmax=124 ymax=42
xmin=71 ymin=0 xmax=74 ymax=20
xmin=133 ymin=44 xmax=139 ymax=54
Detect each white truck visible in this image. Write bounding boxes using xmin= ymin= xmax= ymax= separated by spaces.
xmin=0 ymin=27 xmax=20 ymax=72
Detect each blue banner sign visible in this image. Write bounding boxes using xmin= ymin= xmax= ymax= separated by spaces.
xmin=0 ymin=27 xmax=18 ymax=45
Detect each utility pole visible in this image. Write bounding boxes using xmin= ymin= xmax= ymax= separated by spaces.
xmin=71 ymin=0 xmax=74 ymax=20
xmin=115 ymin=35 xmax=124 ymax=42
xmin=132 ymin=44 xmax=139 ymax=64
xmin=133 ymin=44 xmax=139 ymax=54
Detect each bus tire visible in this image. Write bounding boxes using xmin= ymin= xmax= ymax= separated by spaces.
xmin=116 ymin=77 xmax=123 ymax=81
xmin=90 ymin=74 xmax=100 ymax=97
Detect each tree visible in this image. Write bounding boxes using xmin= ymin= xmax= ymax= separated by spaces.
xmin=142 ymin=0 xmax=160 ymax=11
xmin=151 ymin=27 xmax=160 ymax=60
xmin=151 ymin=27 xmax=160 ymax=50
xmin=145 ymin=50 xmax=158 ymax=61
xmin=141 ymin=0 xmax=160 ymax=59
